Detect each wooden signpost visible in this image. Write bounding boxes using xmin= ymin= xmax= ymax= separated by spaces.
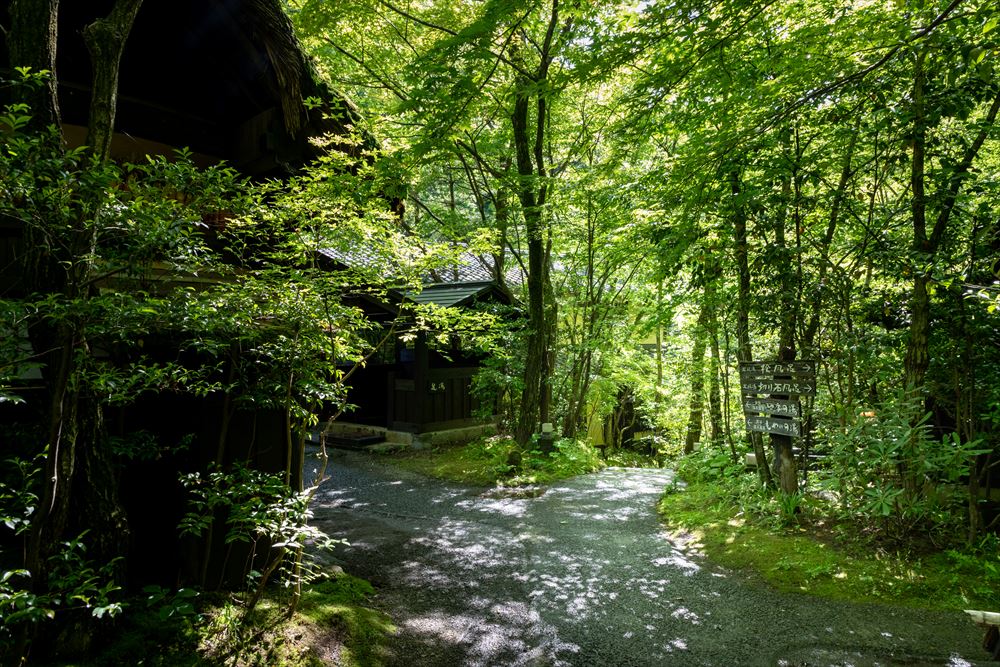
xmin=744 ymin=416 xmax=802 ymax=437
xmin=739 ymin=360 xmax=817 ymax=438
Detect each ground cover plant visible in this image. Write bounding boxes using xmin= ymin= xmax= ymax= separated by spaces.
xmin=50 ymin=573 xmax=393 ymax=667
xmin=387 ymin=436 xmax=607 ymax=487
xmin=660 ymin=439 xmax=1000 ymax=612
xmin=660 ymin=480 xmax=1000 ymax=612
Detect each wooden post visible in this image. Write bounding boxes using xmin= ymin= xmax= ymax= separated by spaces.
xmin=739 ymin=361 xmax=816 ymax=496
xmin=415 ymin=331 xmax=429 ymax=433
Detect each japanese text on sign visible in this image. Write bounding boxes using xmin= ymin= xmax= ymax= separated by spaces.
xmin=742 ymin=398 xmax=801 ymax=417
xmin=738 ymin=361 xmax=816 ymax=376
xmin=740 ymin=380 xmax=816 ymax=397
xmin=745 ymin=416 xmax=802 ymax=437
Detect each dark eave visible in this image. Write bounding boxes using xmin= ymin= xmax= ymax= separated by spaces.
xmin=1 ymin=0 xmax=366 ymax=176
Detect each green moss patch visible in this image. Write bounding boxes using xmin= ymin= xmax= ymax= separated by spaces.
xmin=386 ymin=436 xmax=606 ymax=487
xmin=294 ymin=575 xmax=395 ymax=666
xmin=73 ymin=574 xmax=393 ymax=667
xmin=389 ymin=438 xmax=507 ymax=486
xmin=659 ymin=481 xmax=1000 ymax=611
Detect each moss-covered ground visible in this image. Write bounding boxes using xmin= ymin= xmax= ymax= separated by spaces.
xmin=659 ymin=481 xmax=1000 ymax=612
xmin=63 ymin=573 xmax=393 ymax=667
xmin=384 ymin=435 xmax=618 ymax=486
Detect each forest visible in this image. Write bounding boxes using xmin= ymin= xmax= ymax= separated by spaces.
xmin=2 ymin=0 xmax=1000 ymax=664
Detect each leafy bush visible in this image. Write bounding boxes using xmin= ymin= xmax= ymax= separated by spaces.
xmin=818 ymin=392 xmax=988 ymax=544
xmin=674 ymin=447 xmax=742 ymax=484
xmin=604 ymin=448 xmax=661 ymax=468
xmin=1 ymin=534 xmax=124 ymax=656
xmin=179 ymin=464 xmax=340 ymax=616
xmin=513 ymin=438 xmax=605 ymax=484
xmin=390 ymin=435 xmax=606 ymax=486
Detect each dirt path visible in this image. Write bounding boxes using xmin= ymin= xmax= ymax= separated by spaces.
xmin=308 ymin=449 xmax=985 ymax=666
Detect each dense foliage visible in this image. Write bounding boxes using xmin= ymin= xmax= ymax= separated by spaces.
xmin=3 ymin=0 xmax=1000 ymax=661
xmin=0 ymin=67 xmax=496 ymax=660
xmin=287 ymin=0 xmax=1000 ymax=545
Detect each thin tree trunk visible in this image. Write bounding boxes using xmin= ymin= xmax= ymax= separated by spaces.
xmin=730 ymin=169 xmax=772 ymax=485
xmin=802 ymin=123 xmax=858 ymax=355
xmin=684 ymin=302 xmax=710 ymax=454
xmin=656 ymin=281 xmax=664 ymax=403
xmin=770 ymin=145 xmax=799 ymax=496
xmin=708 ymin=308 xmax=724 ymax=448
xmin=904 ymin=48 xmax=930 ymax=394
xmin=10 ymin=1 xmax=141 ymax=658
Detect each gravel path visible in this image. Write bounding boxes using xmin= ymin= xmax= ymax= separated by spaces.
xmin=308 ymin=449 xmax=986 ymax=666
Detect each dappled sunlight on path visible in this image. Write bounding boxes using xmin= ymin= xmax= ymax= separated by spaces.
xmin=308 ymin=450 xmax=983 ymax=666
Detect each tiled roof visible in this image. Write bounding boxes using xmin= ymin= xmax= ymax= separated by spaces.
xmin=400 ymin=282 xmax=499 ymax=308
xmin=319 ymin=245 xmax=522 ymax=286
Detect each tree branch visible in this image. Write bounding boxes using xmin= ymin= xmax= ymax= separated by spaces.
xmin=929 ymin=88 xmax=1000 ymax=250
xmin=321 ymin=37 xmax=409 ymax=102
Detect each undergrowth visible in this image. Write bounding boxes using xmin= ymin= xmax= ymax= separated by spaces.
xmin=659 ymin=475 xmax=1000 ymax=612
xmin=64 ymin=572 xmax=392 ymax=667
xmin=387 ymin=435 xmax=607 ymax=486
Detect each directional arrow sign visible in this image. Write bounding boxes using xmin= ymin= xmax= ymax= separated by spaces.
xmin=740 ymin=380 xmax=816 ymax=397
xmin=739 ymin=361 xmax=816 ymax=377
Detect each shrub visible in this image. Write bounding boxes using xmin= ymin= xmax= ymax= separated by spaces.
xmin=818 ymin=392 xmax=988 ymax=544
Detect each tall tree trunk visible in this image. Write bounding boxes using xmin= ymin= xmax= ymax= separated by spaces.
xmin=656 ymin=282 xmax=664 ymax=391
xmin=83 ymin=0 xmax=143 ymax=161
xmin=904 ymin=49 xmax=1000 ymax=396
xmin=8 ymin=0 xmax=61 ymax=133
xmin=684 ymin=302 xmax=709 ymax=454
xmin=904 ymin=48 xmax=930 ymax=394
xmin=801 ymin=123 xmax=858 ymax=356
xmin=512 ymin=78 xmax=546 ymax=444
xmin=770 ymin=144 xmax=799 ymax=496
xmin=9 ymin=2 xmax=142 ymax=658
xmin=493 ymin=188 xmax=510 ymax=289
xmin=67 ymin=1 xmax=144 ymax=573
xmin=708 ymin=307 xmax=724 ymax=448
xmin=730 ymin=169 xmax=772 ymax=485
xmin=511 ymin=9 xmax=559 ymax=444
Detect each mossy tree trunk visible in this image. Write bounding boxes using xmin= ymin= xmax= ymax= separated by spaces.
xmin=8 ymin=1 xmax=143 ymax=657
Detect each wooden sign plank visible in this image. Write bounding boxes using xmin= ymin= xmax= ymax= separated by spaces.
xmin=739 ymin=361 xmax=817 ymax=377
xmin=742 ymin=397 xmax=801 ymax=418
xmin=741 ymin=380 xmax=817 ymax=396
xmin=739 ymin=370 xmax=816 ymax=382
xmin=746 ymin=416 xmax=802 ymax=437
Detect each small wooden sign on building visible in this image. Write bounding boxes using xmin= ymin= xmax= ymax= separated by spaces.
xmin=739 ymin=360 xmax=817 ymax=438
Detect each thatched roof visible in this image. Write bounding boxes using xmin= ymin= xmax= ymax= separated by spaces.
xmin=1 ymin=0 xmax=366 ymax=175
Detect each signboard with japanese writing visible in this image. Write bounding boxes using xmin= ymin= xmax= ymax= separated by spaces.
xmin=740 ymin=380 xmax=817 ymax=397
xmin=745 ymin=416 xmax=802 ymax=437
xmin=739 ymin=360 xmax=817 ymax=438
xmin=742 ymin=397 xmax=801 ymax=418
xmin=738 ymin=361 xmax=816 ymax=378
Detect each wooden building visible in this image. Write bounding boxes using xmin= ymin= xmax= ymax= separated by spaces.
xmin=0 ymin=0 xmax=370 ymax=588
xmin=319 ymin=248 xmax=516 ymax=446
